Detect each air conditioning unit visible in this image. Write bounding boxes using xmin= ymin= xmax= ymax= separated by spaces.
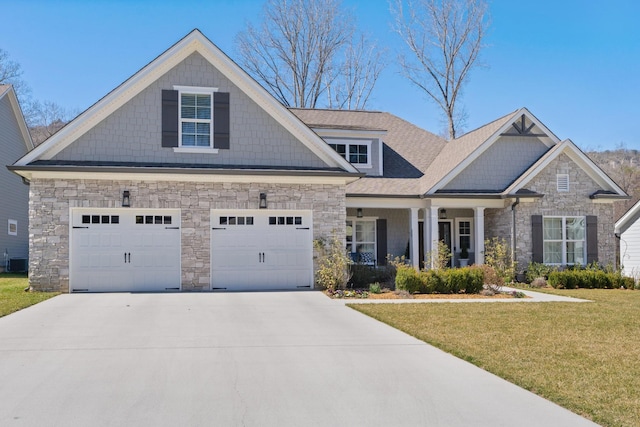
xmin=9 ymin=258 xmax=27 ymax=273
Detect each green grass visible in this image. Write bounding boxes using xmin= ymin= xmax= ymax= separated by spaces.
xmin=0 ymin=273 xmax=60 ymax=317
xmin=350 ymin=289 xmax=640 ymax=427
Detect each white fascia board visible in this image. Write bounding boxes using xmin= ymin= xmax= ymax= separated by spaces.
xmin=427 ymin=108 xmax=560 ymax=194
xmin=16 ymin=30 xmax=358 ymax=174
xmin=428 ymin=198 xmax=508 ymax=209
xmin=13 ymin=169 xmax=358 ymax=185
xmin=616 ymin=199 xmax=640 ymax=233
xmin=346 ymin=197 xmax=427 ymax=209
xmin=2 ymin=88 xmax=34 ymax=151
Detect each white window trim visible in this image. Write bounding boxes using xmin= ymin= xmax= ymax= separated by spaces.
xmin=329 ymin=140 xmax=373 ymax=168
xmin=454 ymin=217 xmax=474 ymax=254
xmin=8 ymin=219 xmax=17 ymax=236
xmin=543 ymin=216 xmax=586 ymax=265
xmin=173 ymin=85 xmax=219 ymax=151
xmin=346 ymin=216 xmax=377 ymax=264
xmin=557 ymin=173 xmax=569 ymax=192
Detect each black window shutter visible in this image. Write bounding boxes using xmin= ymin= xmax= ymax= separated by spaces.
xmin=586 ymin=216 xmax=598 ymax=264
xmin=376 ymin=219 xmax=387 ymax=266
xmin=214 ymin=92 xmax=230 ymax=149
xmin=161 ymin=90 xmax=179 ymax=148
xmin=531 ymin=215 xmax=543 ymax=263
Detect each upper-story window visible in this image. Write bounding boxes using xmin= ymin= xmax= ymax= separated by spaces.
xmin=329 ymin=142 xmax=371 ymax=167
xmin=180 ymin=93 xmax=212 ymax=147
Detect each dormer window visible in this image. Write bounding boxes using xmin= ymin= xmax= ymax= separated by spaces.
xmin=328 ymin=141 xmax=371 ymax=167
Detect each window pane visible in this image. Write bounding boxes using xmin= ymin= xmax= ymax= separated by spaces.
xmin=566 ymin=217 xmax=585 ymax=240
xmin=566 ymin=241 xmax=585 ymax=264
xmin=196 ymin=135 xmax=209 ymax=146
xmin=196 ymin=95 xmax=211 ymax=107
xmin=543 ymin=242 xmax=562 ymax=263
xmin=196 ymin=107 xmax=211 ymax=120
xmin=182 ymin=135 xmax=196 ymax=146
xmin=356 ymin=243 xmax=375 ymax=254
xmin=181 ymin=106 xmax=196 ymax=119
xmin=544 ymin=218 xmax=562 ymax=240
xmin=196 ymin=123 xmax=210 ymax=134
xmin=182 ymin=122 xmax=196 ymax=133
xmin=460 ymin=236 xmax=470 ymax=250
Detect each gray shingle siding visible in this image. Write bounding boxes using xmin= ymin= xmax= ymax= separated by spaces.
xmin=52 ymin=52 xmax=327 ymax=169
xmin=443 ymin=136 xmax=549 ymax=191
xmin=0 ymin=95 xmax=29 ymax=265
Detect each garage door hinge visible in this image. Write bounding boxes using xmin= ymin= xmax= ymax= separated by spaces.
xmin=72 ymin=289 xmax=89 ymax=292
xmin=297 ymin=285 xmax=311 ymax=288
xmin=211 ymin=287 xmax=227 ymax=290
xmin=296 ymin=227 xmax=310 ymax=230
xmin=211 ymin=227 xmax=226 ymax=230
xmin=165 ymin=227 xmax=180 ymax=229
xmin=73 ymin=226 xmax=89 ymax=229
xmin=165 ymin=287 xmax=180 ymax=290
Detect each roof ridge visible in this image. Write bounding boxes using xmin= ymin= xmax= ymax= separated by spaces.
xmin=288 ymin=107 xmax=384 ymax=114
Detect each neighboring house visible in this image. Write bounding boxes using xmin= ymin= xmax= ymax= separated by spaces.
xmin=0 ymin=85 xmax=33 ymax=272
xmin=9 ymin=30 xmax=629 ymax=292
xmin=615 ymin=200 xmax=640 ymax=281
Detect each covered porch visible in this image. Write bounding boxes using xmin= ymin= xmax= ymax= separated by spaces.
xmin=346 ymin=197 xmax=510 ymax=269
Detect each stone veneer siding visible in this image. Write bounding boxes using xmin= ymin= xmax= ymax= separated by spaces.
xmin=486 ymin=153 xmax=618 ymax=269
xmin=29 ymin=178 xmax=346 ymax=292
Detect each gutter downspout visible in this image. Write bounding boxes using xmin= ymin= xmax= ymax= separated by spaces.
xmin=511 ymin=198 xmax=520 ymax=264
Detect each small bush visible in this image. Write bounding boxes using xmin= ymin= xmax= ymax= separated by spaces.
xmin=350 ymin=264 xmax=394 ymax=288
xmin=314 ymin=236 xmax=352 ymax=291
xmin=484 ymin=237 xmax=516 ymax=284
xmin=369 ymin=282 xmax=382 ymax=294
xmin=396 ymin=265 xmax=483 ymax=294
xmin=470 ymin=264 xmax=503 ymax=292
xmin=548 ymin=270 xmax=635 ymax=289
xmin=525 ymin=262 xmax=556 ymax=283
xmin=395 ymin=264 xmax=423 ymax=293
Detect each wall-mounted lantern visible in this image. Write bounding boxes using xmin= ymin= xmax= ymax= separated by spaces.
xmin=439 ymin=208 xmax=447 ymax=219
xmin=122 ymin=191 xmax=131 ymax=208
xmin=259 ymin=193 xmax=267 ymax=209
xmin=356 ymin=208 xmax=363 ymax=218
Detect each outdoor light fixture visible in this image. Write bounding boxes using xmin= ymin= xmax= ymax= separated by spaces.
xmin=122 ymin=191 xmax=130 ymax=208
xmin=357 ymin=208 xmax=363 ymax=218
xmin=259 ymin=193 xmax=267 ymax=209
xmin=439 ymin=208 xmax=447 ymax=219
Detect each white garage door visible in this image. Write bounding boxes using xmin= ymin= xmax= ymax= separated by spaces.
xmin=70 ymin=209 xmax=181 ymax=292
xmin=210 ymin=209 xmax=313 ymax=291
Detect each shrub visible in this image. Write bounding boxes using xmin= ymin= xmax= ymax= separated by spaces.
xmin=548 ymin=270 xmax=636 ymax=289
xmin=313 ymin=236 xmax=352 ymax=291
xmin=525 ymin=262 xmax=556 ymax=283
xmin=470 ymin=264 xmax=503 ymax=292
xmin=349 ymin=264 xmax=394 ymax=288
xmin=369 ymin=282 xmax=382 ymax=294
xmin=484 ymin=237 xmax=516 ymax=284
xmin=395 ymin=264 xmax=423 ymax=293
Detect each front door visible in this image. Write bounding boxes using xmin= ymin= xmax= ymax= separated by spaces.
xmin=438 ymin=221 xmax=452 ymax=267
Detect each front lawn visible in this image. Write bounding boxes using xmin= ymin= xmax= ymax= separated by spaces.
xmin=350 ymin=289 xmax=640 ymax=427
xmin=0 ymin=273 xmax=59 ymax=317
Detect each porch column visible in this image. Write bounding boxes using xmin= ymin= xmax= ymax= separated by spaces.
xmin=475 ymin=207 xmax=485 ymax=265
xmin=422 ymin=207 xmax=429 ymax=268
xmin=429 ymin=206 xmax=440 ymax=269
xmin=410 ymin=207 xmax=420 ymax=269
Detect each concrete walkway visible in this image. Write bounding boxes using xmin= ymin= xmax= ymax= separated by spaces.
xmin=0 ymin=291 xmax=597 ymax=426
xmin=339 ymin=286 xmax=592 ymax=304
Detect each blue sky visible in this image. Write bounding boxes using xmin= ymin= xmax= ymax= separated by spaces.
xmin=1 ymin=0 xmax=639 ymax=151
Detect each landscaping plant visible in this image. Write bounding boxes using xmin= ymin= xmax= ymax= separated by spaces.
xmin=313 ymin=236 xmax=352 ymax=291
xmin=483 ymin=237 xmax=516 ymax=284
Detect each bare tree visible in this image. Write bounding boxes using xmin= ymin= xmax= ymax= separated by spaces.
xmin=392 ymin=0 xmax=489 ymax=139
xmin=326 ymin=34 xmax=387 ymax=110
xmin=236 ymin=0 xmax=384 ymax=109
xmin=28 ymin=100 xmax=73 ymax=145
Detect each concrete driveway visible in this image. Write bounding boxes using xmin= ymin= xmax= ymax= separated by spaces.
xmin=0 ymin=291 xmax=597 ymax=426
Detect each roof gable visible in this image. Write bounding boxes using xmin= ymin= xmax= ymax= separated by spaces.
xmin=15 ymin=30 xmax=356 ymax=173
xmin=616 ymin=199 xmax=640 ymax=234
xmin=425 ymin=108 xmax=560 ymax=194
xmin=0 ymin=85 xmax=34 ymax=152
xmin=505 ymin=139 xmax=628 ymax=198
